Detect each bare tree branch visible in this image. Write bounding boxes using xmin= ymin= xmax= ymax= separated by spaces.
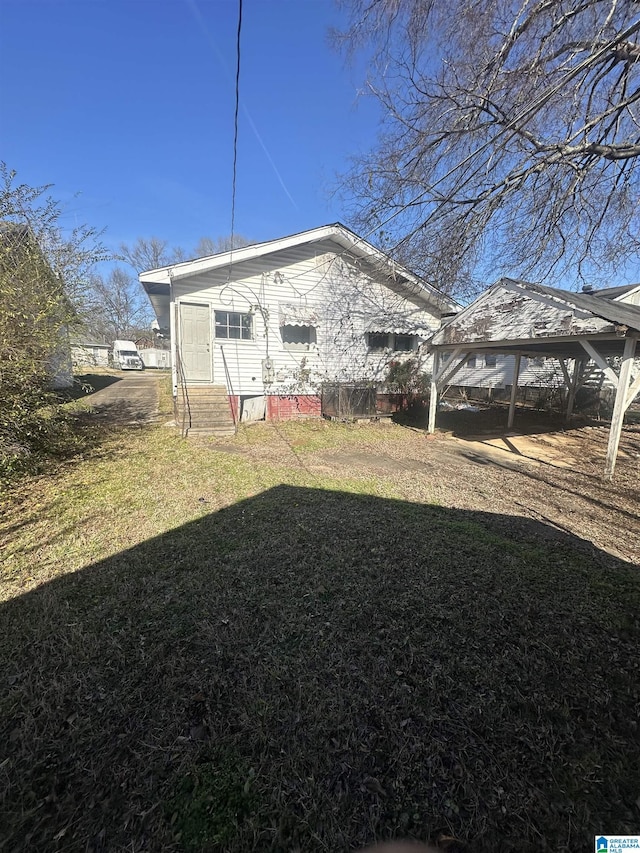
xmin=335 ymin=0 xmax=640 ymax=298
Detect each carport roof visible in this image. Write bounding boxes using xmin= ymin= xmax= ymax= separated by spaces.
xmin=428 ymin=278 xmax=640 ymax=358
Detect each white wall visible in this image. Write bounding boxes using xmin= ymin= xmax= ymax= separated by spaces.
xmin=450 ymin=354 xmax=565 ymax=390
xmin=173 ymin=241 xmax=441 ymax=395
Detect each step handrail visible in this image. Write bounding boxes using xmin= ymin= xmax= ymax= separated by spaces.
xmin=219 ymin=345 xmax=238 ymax=432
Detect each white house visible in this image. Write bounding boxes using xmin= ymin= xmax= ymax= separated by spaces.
xmin=71 ymin=339 xmax=111 ymax=369
xmin=140 ymin=223 xmax=458 ymax=430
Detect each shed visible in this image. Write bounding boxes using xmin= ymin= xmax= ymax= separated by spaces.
xmin=427 ymin=278 xmax=640 ymax=479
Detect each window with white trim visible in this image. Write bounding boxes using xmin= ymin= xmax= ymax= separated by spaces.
xmin=214 ymin=311 xmax=252 ymax=340
xmin=484 ymin=354 xmax=497 ymax=367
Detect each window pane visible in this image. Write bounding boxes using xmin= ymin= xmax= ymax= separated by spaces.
xmin=466 ymin=356 xmax=476 ymax=368
xmin=214 ymin=310 xmax=252 ymax=340
xmin=394 ymin=335 xmax=413 ymax=352
xmin=484 ymin=354 xmax=497 ymax=367
xmin=282 ymin=324 xmax=315 ymax=345
xmin=368 ymin=332 xmax=389 ymax=351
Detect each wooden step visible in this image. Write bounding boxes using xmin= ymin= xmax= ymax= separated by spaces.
xmin=175 ymin=384 xmax=236 ymax=435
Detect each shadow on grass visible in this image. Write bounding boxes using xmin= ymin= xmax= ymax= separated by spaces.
xmin=1 ymin=487 xmax=638 ymax=853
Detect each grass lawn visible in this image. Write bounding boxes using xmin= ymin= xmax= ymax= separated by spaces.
xmin=1 ymin=390 xmax=639 ymax=853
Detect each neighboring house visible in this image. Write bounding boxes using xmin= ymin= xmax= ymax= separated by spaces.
xmin=447 ymin=283 xmax=640 ymax=398
xmin=140 ymin=223 xmax=458 ymax=429
xmin=71 ymin=340 xmax=111 ymax=369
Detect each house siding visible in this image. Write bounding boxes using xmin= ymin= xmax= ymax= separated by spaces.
xmin=172 ymin=243 xmax=440 ymax=397
xmin=451 ymin=354 xmax=566 ymax=390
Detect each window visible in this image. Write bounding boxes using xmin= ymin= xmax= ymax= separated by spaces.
xmin=530 ymin=356 xmax=545 ymax=367
xmin=394 ymin=334 xmax=414 ymax=352
xmin=214 ymin=311 xmax=252 ymax=340
xmin=484 ymin=354 xmax=497 ymax=367
xmin=368 ymin=332 xmax=390 ymax=352
xmin=466 ymin=355 xmax=477 ymax=368
xmin=282 ymin=324 xmax=316 ymax=347
xmin=368 ymin=332 xmax=418 ymax=352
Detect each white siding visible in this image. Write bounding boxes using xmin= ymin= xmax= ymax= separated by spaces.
xmin=451 ymin=353 xmax=639 ymax=392
xmin=173 ymin=244 xmax=441 ymax=395
xmin=618 ymin=289 xmax=640 ymax=307
xmin=452 ymin=354 xmax=566 ymax=390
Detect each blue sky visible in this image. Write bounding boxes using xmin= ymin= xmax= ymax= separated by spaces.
xmin=0 ymin=0 xmax=379 ymax=260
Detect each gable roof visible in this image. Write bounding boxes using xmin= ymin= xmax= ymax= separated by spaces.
xmin=526 ymin=281 xmax=640 ymax=330
xmin=592 ymin=283 xmax=640 ymax=301
xmin=139 ymin=223 xmax=459 ymax=314
xmin=429 ymin=277 xmax=640 ymax=357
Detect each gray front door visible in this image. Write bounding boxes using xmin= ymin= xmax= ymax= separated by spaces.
xmin=179 ymin=303 xmax=212 ymax=381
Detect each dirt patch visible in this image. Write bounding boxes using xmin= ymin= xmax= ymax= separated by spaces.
xmin=317 ymin=450 xmax=426 ymax=474
xmin=284 ymin=414 xmax=640 ymax=564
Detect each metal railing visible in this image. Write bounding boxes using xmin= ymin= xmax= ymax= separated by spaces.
xmin=219 ymin=346 xmax=238 ymax=432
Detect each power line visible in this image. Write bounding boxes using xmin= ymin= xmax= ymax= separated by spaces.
xmin=228 ymin=0 xmax=243 ymax=277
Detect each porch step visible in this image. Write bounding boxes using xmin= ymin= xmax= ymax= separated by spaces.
xmin=176 ymin=384 xmax=236 ymax=436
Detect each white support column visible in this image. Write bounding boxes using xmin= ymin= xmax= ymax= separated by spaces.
xmin=507 ymin=354 xmax=521 ymax=429
xmin=604 ymin=336 xmax=638 ymax=480
xmin=565 ymin=359 xmax=582 ymax=424
xmin=624 ymin=372 xmax=640 ymax=410
xmin=428 ymin=351 xmax=440 ymax=433
xmin=434 ymin=346 xmax=464 ymax=385
xmin=579 ymin=340 xmax=619 ymax=386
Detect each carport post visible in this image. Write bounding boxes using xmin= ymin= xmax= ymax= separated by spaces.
xmin=604 ymin=335 xmax=637 ymax=480
xmin=428 ymin=352 xmax=440 ymax=433
xmin=507 ymin=355 xmax=521 ymax=429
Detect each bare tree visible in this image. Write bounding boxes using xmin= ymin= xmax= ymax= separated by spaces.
xmin=194 ymin=234 xmax=253 ymax=257
xmin=86 ymin=267 xmax=154 ymax=341
xmin=118 ymin=237 xmax=186 ymax=273
xmin=334 ymin=0 xmax=640 ymax=297
xmin=120 ymin=235 xmax=254 ymax=272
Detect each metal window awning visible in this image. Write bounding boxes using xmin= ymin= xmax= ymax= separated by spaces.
xmin=366 ymin=318 xmax=431 ymax=337
xmin=279 ymin=303 xmax=319 ymax=327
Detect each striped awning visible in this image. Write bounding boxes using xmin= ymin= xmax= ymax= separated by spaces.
xmin=279 ymin=303 xmax=319 ymax=327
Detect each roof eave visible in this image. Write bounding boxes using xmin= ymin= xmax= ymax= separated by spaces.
xmin=138 ymin=223 xmax=459 ymax=314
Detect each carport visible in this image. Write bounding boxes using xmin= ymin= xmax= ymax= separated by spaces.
xmin=427 ymin=278 xmax=640 ymax=479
